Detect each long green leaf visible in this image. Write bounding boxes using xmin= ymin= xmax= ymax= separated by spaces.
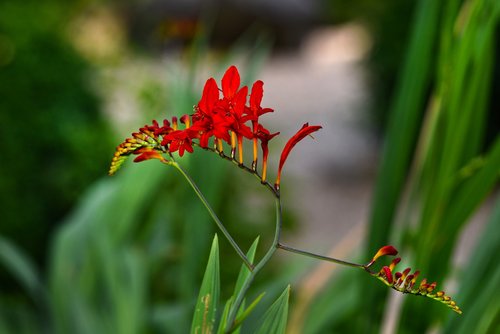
xmin=233 ymin=237 xmax=259 ymax=297
xmin=443 ymin=195 xmax=500 ymax=334
xmin=216 ymin=297 xmax=233 ymax=334
xmin=446 ymin=137 xmax=500 ymax=227
xmin=217 ymin=237 xmax=260 ymax=334
xmin=361 ymin=0 xmax=443 ymax=330
xmin=255 ymin=285 xmax=290 ymax=334
xmin=0 ymin=236 xmax=45 ymax=305
xmin=191 ymin=235 xmax=220 ymax=334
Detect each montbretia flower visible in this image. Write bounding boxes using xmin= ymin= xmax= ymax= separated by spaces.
xmin=109 ymin=65 xmax=321 ymax=193
xmin=255 ymin=124 xmax=279 ymax=182
xmin=162 ymin=130 xmax=194 ymax=157
xmin=275 ymin=123 xmax=322 ymax=189
xmin=366 ymin=246 xmax=462 ymax=314
xmin=249 ymin=80 xmax=274 ymax=168
xmin=365 ymin=245 xmax=399 ymax=268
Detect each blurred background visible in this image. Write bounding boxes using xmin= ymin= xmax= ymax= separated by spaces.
xmin=0 ymin=0 xmax=498 ymax=333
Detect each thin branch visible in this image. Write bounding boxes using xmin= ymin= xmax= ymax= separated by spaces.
xmin=172 ymin=161 xmax=254 ymax=271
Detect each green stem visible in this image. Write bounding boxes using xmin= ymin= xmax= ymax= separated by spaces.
xmin=225 ymin=196 xmax=282 ymax=333
xmin=276 ymin=243 xmax=365 ymax=269
xmin=172 ymin=161 xmax=253 ymax=271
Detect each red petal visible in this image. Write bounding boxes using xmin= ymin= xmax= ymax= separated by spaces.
xmin=276 ymin=123 xmax=322 ymax=187
xmin=199 ymin=78 xmax=219 ymax=114
xmin=250 ymin=80 xmax=263 ymax=112
xmin=389 ymin=257 xmax=401 ymax=271
xmin=233 ymin=86 xmax=248 ymax=115
xmin=221 ymin=65 xmax=240 ymax=99
xmin=133 ymin=148 xmax=165 ymax=163
xmin=372 ymin=245 xmax=398 ymax=262
xmin=380 ymin=266 xmax=393 ymax=284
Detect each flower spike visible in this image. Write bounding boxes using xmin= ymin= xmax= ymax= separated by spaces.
xmin=367 ymin=247 xmax=462 ymax=314
xmin=108 ymin=124 xmax=167 ymax=175
xmin=110 ymin=65 xmax=318 ymax=194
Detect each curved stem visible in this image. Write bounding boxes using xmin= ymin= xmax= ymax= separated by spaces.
xmin=276 ymin=243 xmax=365 ymax=269
xmin=172 ymin=161 xmax=253 ymax=271
xmin=225 ymin=196 xmax=282 ymax=333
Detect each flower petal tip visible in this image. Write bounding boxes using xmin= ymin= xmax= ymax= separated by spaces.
xmin=370 ymin=245 xmax=398 ymax=264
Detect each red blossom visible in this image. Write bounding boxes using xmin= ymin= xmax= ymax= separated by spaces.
xmin=249 ymin=80 xmax=274 ymax=118
xmin=255 ymin=124 xmax=279 ymax=181
xmin=372 ymin=245 xmax=399 ymax=262
xmin=195 ymin=78 xmax=219 ymax=120
xmin=380 ymin=266 xmax=393 ymax=284
xmin=221 ymin=65 xmax=240 ymax=99
xmin=180 ymin=114 xmax=191 ymax=128
xmin=275 ymin=123 xmax=322 ymax=188
xmin=389 ymin=257 xmax=401 ymax=271
xmin=163 ymin=130 xmax=194 ymax=157
xmin=111 ymin=66 xmax=325 ymax=191
xmin=133 ymin=147 xmax=167 ymax=163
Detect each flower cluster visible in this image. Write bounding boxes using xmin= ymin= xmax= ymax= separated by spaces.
xmin=365 ymin=246 xmax=462 ymax=314
xmin=109 ymin=66 xmax=321 ymax=190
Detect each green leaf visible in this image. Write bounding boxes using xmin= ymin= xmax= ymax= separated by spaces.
xmin=234 ymin=237 xmax=259 ymax=297
xmin=233 ymin=292 xmax=266 ymax=330
xmin=217 ymin=237 xmax=260 ymax=334
xmin=443 ymin=195 xmax=500 ymax=334
xmin=446 ymin=137 xmax=500 ymax=227
xmin=0 ymin=236 xmax=45 ymax=305
xmin=191 ymin=235 xmax=220 ymax=334
xmin=216 ymin=298 xmax=233 ymax=334
xmin=255 ymin=285 xmax=290 ymax=334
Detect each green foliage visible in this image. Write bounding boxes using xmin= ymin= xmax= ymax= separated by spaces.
xmin=217 ymin=237 xmax=262 ymax=334
xmin=191 ymin=235 xmax=220 ymax=334
xmin=1 ymin=1 xmax=497 ymax=333
xmin=296 ymin=0 xmax=499 ymax=333
xmin=0 ymin=0 xmax=113 ymax=264
xmin=443 ymin=197 xmax=500 ymax=334
xmin=254 ymin=285 xmax=290 ymax=334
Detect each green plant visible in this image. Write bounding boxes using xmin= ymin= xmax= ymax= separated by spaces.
xmin=299 ymin=0 xmax=499 ymax=333
xmin=109 ymin=65 xmax=462 ymax=333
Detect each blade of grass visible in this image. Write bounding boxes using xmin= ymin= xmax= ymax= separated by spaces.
xmin=0 ymin=236 xmax=45 ymax=306
xmin=255 ymin=285 xmax=290 ymax=334
xmin=443 ymin=195 xmax=500 ymax=334
xmin=361 ymin=0 xmax=444 ymax=329
xmin=190 ymin=234 xmax=220 ymax=334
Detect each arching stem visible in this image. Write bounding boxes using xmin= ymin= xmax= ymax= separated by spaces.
xmin=224 ymin=196 xmax=282 ymax=333
xmin=172 ymin=161 xmax=253 ymax=271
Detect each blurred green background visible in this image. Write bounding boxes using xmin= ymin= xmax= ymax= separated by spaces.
xmin=0 ymin=0 xmax=498 ymax=333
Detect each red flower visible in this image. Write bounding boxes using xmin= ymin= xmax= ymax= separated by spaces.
xmin=255 ymin=124 xmax=279 ymax=181
xmin=216 ymin=66 xmax=254 ymax=160
xmin=248 ymin=80 xmax=274 ymax=166
xmin=221 ymin=65 xmax=240 ymax=100
xmin=372 ymin=245 xmax=398 ymax=262
xmin=249 ymin=80 xmax=274 ymax=119
xmin=162 ymin=130 xmax=194 ymax=157
xmin=133 ymin=147 xmax=167 ymax=163
xmin=275 ymin=123 xmax=322 ymax=189
xmin=194 ymin=78 xmax=219 ymax=121
xmin=365 ymin=245 xmax=399 ymax=268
